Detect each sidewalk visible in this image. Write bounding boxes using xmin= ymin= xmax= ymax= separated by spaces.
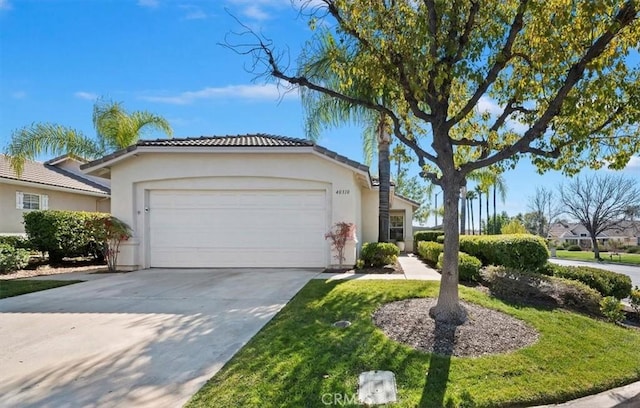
xmin=314 ymin=253 xmax=441 ymax=281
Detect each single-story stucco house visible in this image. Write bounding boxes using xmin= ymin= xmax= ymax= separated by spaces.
xmin=0 ymin=154 xmax=111 ymax=235
xmin=548 ymin=220 xmax=640 ymax=248
xmin=81 ymin=134 xmax=419 ymax=270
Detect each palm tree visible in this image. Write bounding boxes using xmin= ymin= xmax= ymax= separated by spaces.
xmin=466 ymin=190 xmax=477 ymax=234
xmin=300 ymin=34 xmax=395 ymax=242
xmin=6 ymin=98 xmax=172 ymax=175
xmin=474 ymin=185 xmax=483 ymax=234
xmin=492 ymin=174 xmax=508 ymax=234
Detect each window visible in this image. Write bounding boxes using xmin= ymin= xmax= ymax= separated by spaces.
xmin=16 ymin=192 xmax=48 ymax=210
xmin=390 ymin=215 xmax=404 ymax=241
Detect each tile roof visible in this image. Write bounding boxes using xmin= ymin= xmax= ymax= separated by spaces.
xmin=137 ymin=134 xmax=314 ymax=147
xmin=82 ymin=134 xmax=370 ymax=173
xmin=0 ymin=155 xmax=110 ymax=195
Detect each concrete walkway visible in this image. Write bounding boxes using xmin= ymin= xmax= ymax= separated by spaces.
xmin=315 ymin=253 xmax=441 ymax=281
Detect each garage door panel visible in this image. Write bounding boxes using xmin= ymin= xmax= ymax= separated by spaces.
xmin=149 ymin=190 xmax=327 ymax=268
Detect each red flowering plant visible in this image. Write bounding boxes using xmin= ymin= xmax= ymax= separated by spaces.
xmin=324 ymin=222 xmax=355 ymax=268
xmin=87 ymin=216 xmax=132 ymax=272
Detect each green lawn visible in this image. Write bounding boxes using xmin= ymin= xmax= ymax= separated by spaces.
xmin=187 ymin=280 xmax=640 ymax=408
xmin=556 ymin=249 xmax=640 ymax=265
xmin=0 ymin=280 xmax=83 ymax=299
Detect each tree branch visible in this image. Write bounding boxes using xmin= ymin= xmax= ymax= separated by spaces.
xmin=448 ymin=0 xmax=529 ymax=126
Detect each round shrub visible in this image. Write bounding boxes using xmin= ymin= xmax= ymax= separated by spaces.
xmin=482 ymin=266 xmax=602 ymax=315
xmin=600 ymin=296 xmax=624 ymax=323
xmin=436 ymin=252 xmax=482 ymax=281
xmin=459 ymin=234 xmax=549 ymax=270
xmin=567 ymin=245 xmax=582 ymax=251
xmin=0 ymin=243 xmax=30 ymax=274
xmin=626 ymin=246 xmax=640 ymax=254
xmin=360 ymin=242 xmax=400 ymax=267
xmin=417 ymin=241 xmax=444 ymax=265
xmin=413 ymin=231 xmax=444 ymax=246
xmin=550 ymin=264 xmax=632 ymax=299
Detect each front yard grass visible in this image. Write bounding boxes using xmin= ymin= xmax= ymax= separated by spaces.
xmin=0 ymin=280 xmax=82 ymax=299
xmin=187 ymin=280 xmax=640 ymax=408
xmin=556 ymin=249 xmax=640 ymax=265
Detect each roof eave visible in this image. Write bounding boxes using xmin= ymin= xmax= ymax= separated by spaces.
xmin=0 ymin=177 xmax=110 ymax=197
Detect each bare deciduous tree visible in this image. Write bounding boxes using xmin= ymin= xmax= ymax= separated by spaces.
xmin=527 ymin=186 xmax=561 ymax=237
xmin=559 ymin=174 xmax=640 ymax=259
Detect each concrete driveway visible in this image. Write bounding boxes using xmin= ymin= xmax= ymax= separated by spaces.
xmin=0 ymin=268 xmax=319 ymax=408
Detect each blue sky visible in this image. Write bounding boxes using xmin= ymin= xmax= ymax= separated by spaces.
xmin=0 ymin=0 xmax=638 ymax=225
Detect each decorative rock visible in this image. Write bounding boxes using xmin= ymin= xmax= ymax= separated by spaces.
xmin=333 ymin=320 xmax=351 ymax=328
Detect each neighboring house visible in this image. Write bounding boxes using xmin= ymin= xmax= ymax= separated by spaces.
xmin=81 ymin=134 xmax=419 ymax=270
xmin=0 ymin=154 xmax=111 ymax=235
xmin=548 ymin=220 xmax=640 ymax=248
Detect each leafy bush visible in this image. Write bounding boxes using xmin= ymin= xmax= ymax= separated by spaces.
xmin=360 ymin=242 xmax=399 ymax=267
xmin=0 ymin=236 xmax=32 ymax=250
xmin=626 ymin=246 xmax=640 ymax=254
xmin=85 ymin=216 xmax=132 ymax=273
xmin=600 ymin=296 xmax=625 ymax=323
xmin=23 ymin=210 xmax=109 ymax=263
xmin=549 ymin=264 xmax=632 ymax=299
xmin=482 ymin=266 xmax=602 ymax=315
xmin=417 ymin=241 xmax=444 ymax=265
xmin=436 ymin=235 xmax=445 ymax=243
xmin=567 ymin=245 xmax=582 ymax=251
xmin=630 ymin=287 xmax=640 ymax=315
xmin=414 ymin=230 xmax=444 ymax=246
xmin=436 ymin=252 xmax=482 ymax=281
xmin=0 ymin=243 xmax=30 ymax=273
xmin=459 ymin=234 xmax=549 ymax=270
xmin=501 ymin=220 xmax=527 ymax=234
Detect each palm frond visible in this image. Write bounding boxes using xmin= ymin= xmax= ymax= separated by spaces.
xmin=5 ymin=123 xmax=103 ymax=176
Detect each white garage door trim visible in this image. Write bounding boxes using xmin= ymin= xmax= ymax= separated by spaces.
xmin=148 ymin=189 xmax=328 ymax=268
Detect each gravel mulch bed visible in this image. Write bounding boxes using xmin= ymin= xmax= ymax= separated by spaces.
xmin=0 ymin=264 xmax=107 ymax=280
xmin=373 ymin=298 xmax=539 ymax=357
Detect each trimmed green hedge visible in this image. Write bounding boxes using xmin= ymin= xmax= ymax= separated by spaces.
xmin=414 ymin=230 xmax=445 ymax=247
xmin=360 ymin=242 xmax=399 ymax=267
xmin=482 ymin=266 xmax=602 ymax=315
xmin=0 ymin=236 xmax=32 ymax=250
xmin=417 ymin=241 xmax=443 ymax=265
xmin=23 ymin=210 xmax=109 ymax=263
xmin=0 ymin=243 xmax=30 ymax=273
xmin=437 ymin=252 xmax=482 ymax=281
xmin=544 ymin=263 xmax=632 ymax=299
xmin=459 ymin=234 xmax=549 ymax=270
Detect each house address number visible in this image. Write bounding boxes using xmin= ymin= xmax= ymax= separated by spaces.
xmin=336 ymin=189 xmax=350 ymax=195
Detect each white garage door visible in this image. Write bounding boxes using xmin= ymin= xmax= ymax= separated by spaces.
xmin=148 ymin=190 xmax=327 ymax=268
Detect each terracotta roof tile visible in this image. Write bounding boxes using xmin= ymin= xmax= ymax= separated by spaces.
xmin=82 ymin=134 xmax=370 ymax=174
xmin=0 ymin=155 xmax=110 ymax=195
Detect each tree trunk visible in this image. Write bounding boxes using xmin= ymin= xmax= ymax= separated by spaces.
xmin=486 ymin=188 xmax=490 ymax=234
xmin=478 ymin=191 xmax=482 ymax=235
xmin=459 ymin=184 xmax=466 ymax=236
xmin=430 ymin=182 xmax=467 ymax=324
xmin=378 ymin=133 xmax=391 ymax=242
xmin=591 ymin=233 xmax=601 ymax=260
xmin=493 ymin=186 xmax=497 ymax=235
xmin=470 ymin=199 xmax=475 ymax=235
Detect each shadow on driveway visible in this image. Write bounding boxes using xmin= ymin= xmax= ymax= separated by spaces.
xmin=0 ymin=268 xmax=319 ymax=408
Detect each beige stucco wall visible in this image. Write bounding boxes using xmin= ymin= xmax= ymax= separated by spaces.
xmin=0 ymin=182 xmax=111 ymax=234
xmin=361 ymin=188 xmax=416 ymax=252
xmin=107 ymin=151 xmax=368 ymax=270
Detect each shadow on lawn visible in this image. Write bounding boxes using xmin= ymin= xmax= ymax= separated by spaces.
xmin=418 ymin=318 xmax=477 ymax=408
